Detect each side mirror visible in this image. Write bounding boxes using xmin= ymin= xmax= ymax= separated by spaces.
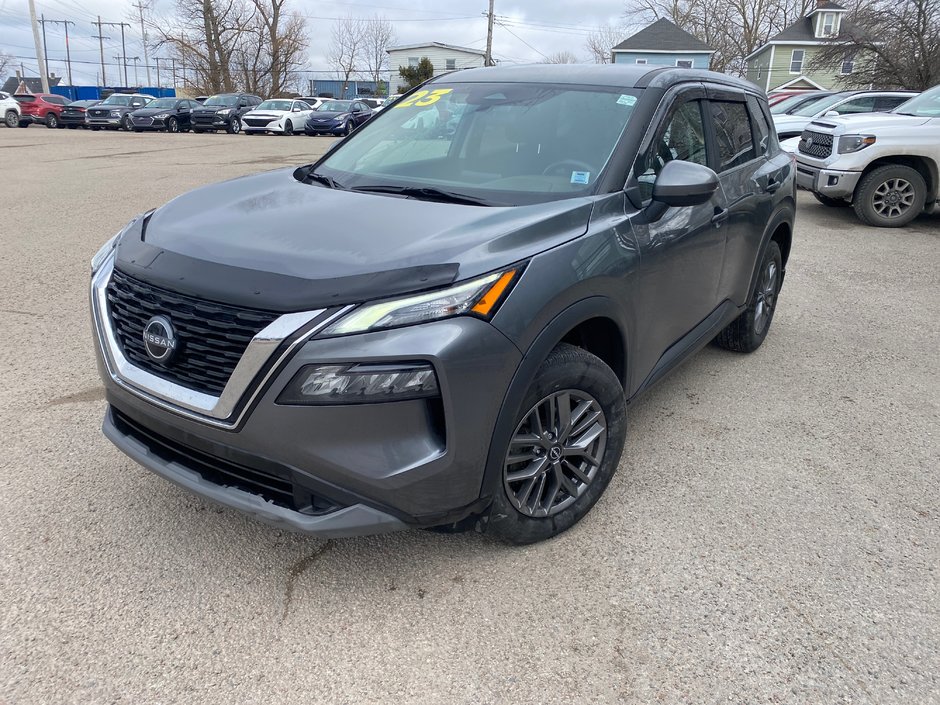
xmin=824 ymin=110 xmax=839 ymax=117
xmin=651 ymin=160 xmax=720 ymax=207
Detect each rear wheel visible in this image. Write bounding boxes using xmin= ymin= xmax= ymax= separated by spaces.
xmin=486 ymin=344 xmax=627 ymax=544
xmin=4 ymin=110 xmax=17 ymax=128
xmin=45 ymin=113 xmax=58 ymax=128
xmin=166 ymin=117 xmax=179 ymax=133
xmin=714 ymin=240 xmax=782 ymax=353
xmin=853 ymin=165 xmax=926 ymax=228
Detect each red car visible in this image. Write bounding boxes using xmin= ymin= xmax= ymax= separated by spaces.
xmin=15 ymin=93 xmax=68 ymax=128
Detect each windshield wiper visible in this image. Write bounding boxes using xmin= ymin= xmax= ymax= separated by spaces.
xmin=349 ymin=184 xmax=494 ymax=206
xmin=294 ymin=165 xmax=344 ymax=189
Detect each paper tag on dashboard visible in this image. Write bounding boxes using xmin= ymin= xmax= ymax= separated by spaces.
xmin=571 ymin=171 xmax=590 ymax=185
xmin=617 ymin=94 xmax=637 ymax=107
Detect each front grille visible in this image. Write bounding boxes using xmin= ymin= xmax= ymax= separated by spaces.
xmin=133 ymin=116 xmax=154 ymax=126
xmin=88 ymin=109 xmax=108 ymax=118
xmin=798 ymin=130 xmax=834 ymax=158
xmin=245 ymin=118 xmax=273 ymax=127
xmin=111 ymin=407 xmax=343 ymax=515
xmin=106 ymin=269 xmax=279 ymax=396
xmin=192 ymin=113 xmax=217 ymax=124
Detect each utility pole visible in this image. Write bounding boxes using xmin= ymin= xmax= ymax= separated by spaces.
xmin=170 ymin=57 xmax=177 ymax=91
xmin=92 ymin=17 xmax=109 ymax=86
xmin=98 ymin=20 xmax=131 ymax=86
xmin=39 ymin=18 xmax=75 ymax=86
xmin=27 ymin=0 xmax=50 ymax=92
xmin=40 ymin=14 xmax=50 ymax=85
xmin=484 ymin=0 xmax=495 ymax=67
xmin=154 ymin=57 xmax=162 ymax=88
xmin=131 ymin=1 xmax=151 ymax=85
xmin=131 ymin=57 xmax=141 ymax=86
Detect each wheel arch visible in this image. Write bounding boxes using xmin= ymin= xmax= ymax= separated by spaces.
xmin=744 ymin=201 xmax=795 ymax=301
xmin=478 ymin=297 xmax=629 ymax=510
xmin=857 ymin=155 xmax=939 ymax=204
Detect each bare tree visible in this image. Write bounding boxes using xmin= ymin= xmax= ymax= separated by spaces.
xmin=810 ymin=0 xmax=940 ymax=89
xmin=0 ymin=50 xmax=12 ymax=80
xmin=329 ymin=16 xmax=367 ymax=95
xmin=585 ymin=23 xmax=629 ymax=63
xmin=246 ymin=0 xmax=309 ymax=95
xmin=544 ymin=50 xmax=580 ymax=64
xmin=362 ymin=16 xmax=395 ymax=94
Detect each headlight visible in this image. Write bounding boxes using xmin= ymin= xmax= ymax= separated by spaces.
xmin=90 ymin=233 xmax=120 ymax=272
xmin=217 ymin=108 xmax=231 ymax=115
xmin=277 ymin=362 xmax=439 ymax=405
xmin=322 ymin=268 xmax=519 ymax=336
xmin=838 ymin=134 xmax=876 ymax=154
xmin=154 ymin=113 xmax=170 ymax=119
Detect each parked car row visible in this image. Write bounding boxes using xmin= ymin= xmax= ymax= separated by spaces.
xmin=3 ymin=91 xmax=390 ymax=134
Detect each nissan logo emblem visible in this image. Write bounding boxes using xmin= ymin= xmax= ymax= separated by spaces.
xmin=142 ymin=315 xmax=178 ymax=363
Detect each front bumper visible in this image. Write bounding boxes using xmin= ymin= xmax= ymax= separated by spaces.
xmin=242 ymin=118 xmax=283 ymax=133
xmin=91 ymin=256 xmax=521 ymax=536
xmin=192 ymin=115 xmax=231 ymax=129
xmin=131 ymin=116 xmax=166 ymax=130
xmin=795 ymin=160 xmax=862 ymax=199
xmin=87 ymin=116 xmax=123 ymax=127
xmin=305 ymin=122 xmax=344 ymax=135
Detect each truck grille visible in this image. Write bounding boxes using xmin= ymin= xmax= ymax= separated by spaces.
xmin=798 ymin=130 xmax=834 ymax=159
xmin=106 ymin=269 xmax=279 ymax=396
xmin=110 ymin=407 xmax=343 ymax=515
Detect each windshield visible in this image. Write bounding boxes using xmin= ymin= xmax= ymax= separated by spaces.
xmin=313 ymin=82 xmax=641 ymax=206
xmin=771 ymin=93 xmax=825 ymax=114
xmin=893 ymin=86 xmax=940 ymax=117
xmin=257 ymin=100 xmax=293 ymax=111
xmin=791 ymin=93 xmax=851 ymax=117
xmin=147 ymin=98 xmax=177 ymax=109
xmin=204 ymin=95 xmax=239 ymax=107
xmin=101 ymin=94 xmax=135 ymax=106
xmin=319 ymin=101 xmax=352 ymax=112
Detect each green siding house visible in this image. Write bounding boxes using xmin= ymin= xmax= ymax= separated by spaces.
xmin=745 ymin=1 xmax=858 ymax=92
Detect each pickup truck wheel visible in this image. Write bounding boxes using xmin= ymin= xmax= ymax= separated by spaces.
xmin=853 ymin=165 xmax=926 ymax=227
xmin=714 ymin=240 xmax=782 ymax=353
xmin=5 ymin=110 xmax=19 ymax=128
xmin=485 ymin=344 xmax=626 ymax=545
xmin=813 ymin=193 xmax=849 ymax=207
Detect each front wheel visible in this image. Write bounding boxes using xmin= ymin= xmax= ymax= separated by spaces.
xmin=166 ymin=117 xmax=179 ymax=133
xmin=227 ymin=119 xmax=240 ymax=134
xmin=46 ymin=113 xmax=58 ymax=128
xmin=283 ymin=120 xmax=293 ymax=135
xmin=853 ymin=165 xmax=926 ymax=227
xmin=485 ymin=344 xmax=627 ymax=544
xmin=343 ymin=120 xmax=352 ymax=136
xmin=121 ymin=115 xmax=133 ymax=131
xmin=714 ymin=240 xmax=782 ymax=353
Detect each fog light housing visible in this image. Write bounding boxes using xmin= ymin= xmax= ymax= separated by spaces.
xmin=277 ymin=362 xmax=439 ymax=405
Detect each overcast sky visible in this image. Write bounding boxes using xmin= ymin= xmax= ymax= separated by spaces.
xmin=1 ymin=0 xmax=639 ymax=87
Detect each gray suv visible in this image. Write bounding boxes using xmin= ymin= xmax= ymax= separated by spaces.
xmin=90 ymin=65 xmax=795 ymax=544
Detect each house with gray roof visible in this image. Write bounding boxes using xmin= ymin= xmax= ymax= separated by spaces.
xmin=611 ymin=18 xmax=714 ymax=70
xmin=745 ymin=1 xmax=859 ymax=92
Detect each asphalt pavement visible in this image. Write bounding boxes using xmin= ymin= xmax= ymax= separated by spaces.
xmin=1 ymin=127 xmax=938 ymax=705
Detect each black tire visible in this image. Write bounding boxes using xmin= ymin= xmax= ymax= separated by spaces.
xmin=90 ymin=126 xmax=100 ymax=131
xmin=166 ymin=117 xmax=179 ymax=133
xmin=121 ymin=115 xmax=132 ymax=131
xmin=714 ymin=240 xmax=782 ymax=353
xmin=813 ymin=192 xmax=849 ymax=207
xmin=4 ymin=110 xmax=18 ymax=128
xmin=227 ymin=119 xmax=240 ymax=134
xmin=45 ymin=113 xmax=58 ymax=129
xmin=133 ymin=128 xmax=143 ymax=133
xmin=284 ymin=120 xmax=293 ymax=135
xmin=852 ymin=164 xmax=926 ymax=228
xmin=485 ymin=344 xmax=627 ymax=545
xmin=343 ymin=120 xmax=352 ymax=136
xmin=67 ymin=124 xmax=77 ymax=129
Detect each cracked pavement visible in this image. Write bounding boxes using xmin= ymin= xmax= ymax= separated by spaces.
xmin=1 ymin=128 xmax=938 ymax=704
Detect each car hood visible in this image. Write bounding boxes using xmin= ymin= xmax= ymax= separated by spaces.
xmin=118 ymin=168 xmax=595 ymax=310
xmin=308 ymin=111 xmax=348 ymax=120
xmin=806 ymin=113 xmax=933 ymax=131
xmin=131 ymin=107 xmax=173 ymax=117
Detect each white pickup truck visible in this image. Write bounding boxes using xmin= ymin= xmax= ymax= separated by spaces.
xmin=795 ymin=85 xmax=940 ymax=227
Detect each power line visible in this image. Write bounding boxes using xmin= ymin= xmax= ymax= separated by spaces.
xmin=496 ymin=20 xmax=550 ymax=61
xmin=38 ymin=16 xmax=75 ymax=85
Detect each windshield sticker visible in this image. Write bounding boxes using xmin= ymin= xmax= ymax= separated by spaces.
xmin=617 ymin=94 xmax=637 ymax=107
xmin=394 ymin=88 xmax=454 ymax=109
xmin=571 ymin=171 xmax=591 ymax=185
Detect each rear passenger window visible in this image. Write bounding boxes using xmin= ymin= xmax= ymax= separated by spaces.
xmin=709 ymin=101 xmax=756 ymax=171
xmin=635 ymin=100 xmax=709 ymax=201
xmin=746 ymin=96 xmax=771 ymax=156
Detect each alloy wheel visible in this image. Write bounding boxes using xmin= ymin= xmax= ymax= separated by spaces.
xmin=872 ymin=178 xmax=916 ymax=219
xmin=504 ymin=390 xmax=607 ymax=518
xmin=754 ymin=259 xmax=778 ymax=335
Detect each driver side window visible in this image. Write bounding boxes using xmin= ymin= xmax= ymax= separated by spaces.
xmin=635 ymin=100 xmax=708 ymax=201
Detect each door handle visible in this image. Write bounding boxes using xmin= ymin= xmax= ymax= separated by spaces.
xmin=711 ymin=207 xmax=730 ymax=225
